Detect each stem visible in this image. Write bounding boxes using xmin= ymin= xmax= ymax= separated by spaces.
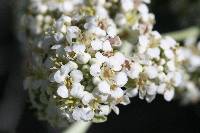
xmin=163 ymin=26 xmax=200 ymax=41
xmin=63 ymin=122 xmax=92 ymax=133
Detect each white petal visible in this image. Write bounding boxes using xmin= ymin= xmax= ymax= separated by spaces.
xmin=66 ymin=26 xmax=80 ymax=44
xmin=82 ymin=92 xmax=94 ymax=105
xmin=76 ymin=53 xmax=91 ymax=64
xmin=70 ymin=70 xmax=83 ymax=83
xmin=95 ymin=52 xmax=108 ymax=63
xmin=121 ymin=0 xmax=134 ymax=12
xmin=102 ymin=40 xmax=112 ymax=52
xmin=144 ymin=66 xmax=158 ymax=79
xmin=111 ymin=105 xmax=119 ymax=115
xmin=91 ymin=39 xmax=103 ymax=51
xmin=98 ymin=81 xmax=110 ymax=94
xmin=164 ymin=89 xmax=174 ymax=102
xmin=61 ymin=61 xmax=78 ymax=75
xmin=164 ymin=49 xmax=174 ymax=59
xmin=54 ymin=70 xmax=65 ymax=83
xmin=114 ymin=72 xmax=128 ymax=87
xmin=81 ymin=107 xmax=94 ymax=121
xmin=70 ymin=83 xmax=85 ymax=99
xmin=73 ymin=44 xmax=86 ymax=54
xmin=167 ymin=60 xmax=175 ymax=71
xmin=92 ymin=77 xmax=101 ymax=85
xmin=146 ymin=48 xmax=160 ymax=59
xmin=54 ymin=32 xmax=64 ymax=42
xmin=110 ymin=87 xmax=124 ymax=99
xmin=107 ymin=26 xmax=116 ymax=38
xmin=146 ymin=83 xmax=157 ymax=95
xmin=127 ymin=63 xmax=143 ymax=79
xmin=99 ymin=105 xmax=110 ymax=116
xmin=90 ymin=64 xmax=101 ymax=77
xmin=57 ymin=85 xmax=68 ymax=98
xmin=126 ymin=88 xmax=138 ymax=98
xmin=157 ymin=83 xmax=166 ymax=94
xmin=160 ymin=37 xmax=177 ymax=50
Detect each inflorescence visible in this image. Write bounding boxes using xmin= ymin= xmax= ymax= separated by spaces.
xmin=19 ymin=0 xmax=200 ymax=125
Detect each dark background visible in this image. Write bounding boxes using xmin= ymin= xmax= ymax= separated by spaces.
xmin=0 ymin=0 xmax=200 ymax=133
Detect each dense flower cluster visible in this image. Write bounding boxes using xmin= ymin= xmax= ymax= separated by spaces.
xmin=19 ymin=0 xmax=200 ymax=125
xmin=176 ymin=39 xmax=200 ymax=104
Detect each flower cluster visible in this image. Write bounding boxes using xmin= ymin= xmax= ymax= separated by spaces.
xmin=176 ymin=39 xmax=200 ymax=104
xmin=19 ymin=0 xmax=200 ymax=125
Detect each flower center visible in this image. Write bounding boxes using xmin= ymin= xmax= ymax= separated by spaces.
xmin=64 ymin=77 xmax=73 ymax=89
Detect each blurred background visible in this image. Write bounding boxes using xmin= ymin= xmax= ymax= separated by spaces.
xmin=0 ymin=0 xmax=200 ymax=132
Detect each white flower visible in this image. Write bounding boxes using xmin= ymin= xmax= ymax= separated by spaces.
xmin=115 ymin=13 xmax=127 ymax=26
xmin=121 ymin=0 xmax=134 ymax=12
xmin=144 ymin=66 xmax=158 ymax=79
xmin=157 ymin=83 xmax=166 ymax=94
xmin=84 ymin=18 xmax=106 ymax=37
xmin=70 ymin=83 xmax=85 ymax=99
xmin=166 ymin=60 xmax=175 ymax=71
xmin=82 ymin=92 xmax=94 ymax=105
xmin=102 ymin=40 xmax=112 ymax=52
xmin=55 ymin=16 xmax=71 ymax=33
xmin=172 ymin=72 xmax=182 ymax=87
xmin=91 ymin=39 xmax=103 ymax=51
xmin=62 ymin=1 xmax=73 ymax=12
xmin=107 ymin=26 xmax=117 ymax=38
xmin=151 ymin=31 xmax=161 ymax=39
xmin=146 ymin=83 xmax=157 ymax=95
xmin=190 ymin=55 xmax=200 ymax=69
xmin=126 ymin=88 xmax=138 ymax=98
xmin=127 ymin=62 xmax=143 ymax=79
xmin=54 ymin=32 xmax=64 ymax=42
xmin=106 ymin=52 xmax=125 ymax=71
xmin=110 ymin=87 xmax=124 ymax=99
xmin=114 ymin=72 xmax=128 ymax=87
xmin=54 ymin=62 xmax=78 ymax=83
xmin=77 ymin=53 xmax=91 ymax=64
xmin=99 ymin=105 xmax=110 ymax=116
xmin=160 ymin=36 xmax=176 ymax=50
xmin=57 ymin=85 xmax=69 ymax=98
xmin=95 ymin=52 xmax=108 ymax=63
xmin=97 ymin=81 xmax=111 ymax=94
xmin=72 ymin=44 xmax=86 ymax=54
xmin=72 ymin=107 xmax=94 ymax=121
xmin=138 ymin=35 xmax=149 ymax=53
xmin=92 ymin=77 xmax=101 ymax=85
xmin=138 ymin=4 xmax=149 ymax=15
xmin=111 ymin=105 xmax=119 ymax=115
xmin=164 ymin=89 xmax=174 ymax=102
xmin=54 ymin=70 xmax=65 ymax=83
xmin=90 ymin=63 xmax=101 ymax=77
xmin=66 ymin=26 xmax=80 ymax=44
xmin=146 ymin=47 xmax=160 ymax=59
xmin=164 ymin=49 xmax=174 ymax=59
